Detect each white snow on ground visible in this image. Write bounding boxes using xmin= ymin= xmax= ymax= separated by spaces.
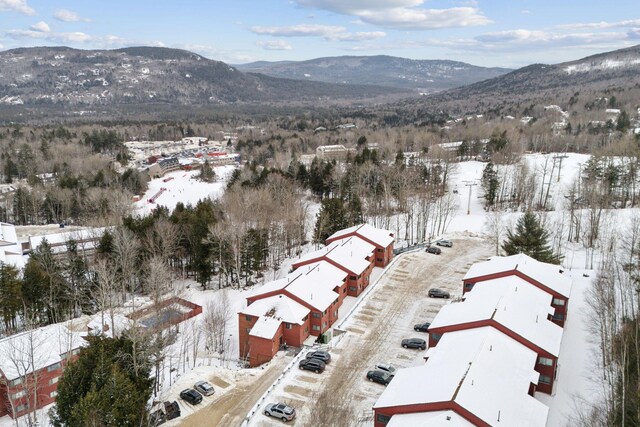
xmin=134 ymin=165 xmax=236 ymax=215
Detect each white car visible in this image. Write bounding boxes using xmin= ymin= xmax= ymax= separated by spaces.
xmin=375 ymin=363 xmax=397 ymax=376
xmin=194 ymin=380 xmax=215 ymax=396
xmin=264 ymin=403 xmax=296 ymax=422
xmin=436 ymin=239 xmax=453 ymax=247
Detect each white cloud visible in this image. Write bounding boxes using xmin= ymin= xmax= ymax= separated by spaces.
xmin=29 ymin=21 xmax=50 ymax=32
xmin=521 ymin=10 xmax=531 ymax=15
xmin=53 ymin=9 xmax=91 ymax=23
xmin=6 ymin=29 xmax=93 ymax=43
xmin=256 ymin=39 xmax=293 ymax=50
xmin=294 ymin=0 xmax=491 ymax=30
xmin=556 ymin=19 xmax=640 ymax=31
xmin=0 ymin=0 xmax=34 ymax=15
xmin=251 ymin=24 xmax=344 ymax=37
xmin=250 ymin=24 xmax=385 ymax=42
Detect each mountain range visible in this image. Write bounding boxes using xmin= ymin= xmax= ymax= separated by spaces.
xmin=235 ymin=56 xmax=511 ymax=92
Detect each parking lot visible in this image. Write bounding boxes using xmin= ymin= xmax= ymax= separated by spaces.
xmin=249 ymin=236 xmax=492 ymax=426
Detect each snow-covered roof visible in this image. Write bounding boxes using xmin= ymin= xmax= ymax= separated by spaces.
xmin=241 ymin=295 xmax=310 ymax=339
xmin=326 ymin=223 xmax=394 ymax=248
xmin=387 ymin=411 xmax=474 ymax=426
xmin=374 ymin=327 xmax=548 ymax=426
xmin=285 ymin=261 xmax=343 ymax=311
xmin=294 ymin=236 xmax=374 ymax=275
xmin=463 ymin=254 xmax=572 ymax=298
xmin=0 ymin=321 xmax=87 ymax=380
xmin=246 ymin=277 xmax=290 ymax=299
xmin=430 ymin=276 xmax=563 ymax=357
xmin=0 ymin=222 xmax=25 ymax=269
xmin=29 ymin=226 xmax=110 ymax=254
xmin=249 ymin=317 xmax=282 ymax=340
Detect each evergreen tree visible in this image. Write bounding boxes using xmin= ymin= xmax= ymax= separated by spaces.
xmin=51 ymin=335 xmax=153 ymax=427
xmin=0 ymin=262 xmax=22 ymax=331
xmin=313 ymin=198 xmax=348 ymax=243
xmin=198 ymin=160 xmax=216 ymax=183
xmin=502 ymin=211 xmax=561 ymax=263
xmin=481 ymin=163 xmax=499 ymax=207
xmin=616 ymin=110 xmax=631 ymax=132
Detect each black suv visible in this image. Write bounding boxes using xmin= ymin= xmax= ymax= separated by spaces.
xmin=414 ymin=322 xmax=431 ymax=332
xmin=306 ymin=350 xmax=331 ymax=364
xmin=426 ymin=246 xmax=442 ymax=255
xmin=366 ymin=370 xmax=394 ymax=385
xmin=179 ymin=388 xmax=203 ymax=405
xmin=428 ymin=288 xmax=450 ymax=298
xmin=299 ymin=358 xmax=326 ymax=373
xmin=401 ymin=338 xmax=426 ymax=350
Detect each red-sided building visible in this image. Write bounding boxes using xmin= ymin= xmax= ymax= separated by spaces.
xmin=292 ymin=236 xmax=376 ymax=297
xmin=427 ymin=276 xmax=564 ymax=394
xmin=325 ymin=223 xmax=395 ymax=267
xmin=0 ymin=323 xmax=85 ymax=418
xmin=373 ymin=327 xmax=548 ymax=427
xmin=462 ymin=254 xmax=571 ymax=326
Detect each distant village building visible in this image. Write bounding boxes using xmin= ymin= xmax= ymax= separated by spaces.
xmin=316 ymin=145 xmax=351 ymax=161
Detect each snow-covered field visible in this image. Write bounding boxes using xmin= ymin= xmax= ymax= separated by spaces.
xmin=134 ymin=165 xmax=236 ymax=215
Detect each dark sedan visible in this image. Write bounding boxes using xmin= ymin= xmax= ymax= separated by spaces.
xmin=366 ymin=370 xmax=394 ymax=385
xmin=306 ymin=350 xmax=331 ymax=364
xmin=179 ymin=388 xmax=202 ymax=405
xmin=401 ymin=338 xmax=426 ymax=350
xmin=425 ymin=246 xmax=442 ymax=255
xmin=428 ymin=288 xmax=450 ymax=298
xmin=299 ymin=358 xmax=326 ymax=373
xmin=414 ymin=322 xmax=431 ymax=332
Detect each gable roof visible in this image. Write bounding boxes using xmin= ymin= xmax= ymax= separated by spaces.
xmin=429 ymin=276 xmax=563 ymax=357
xmin=0 ymin=322 xmax=87 ymax=381
xmin=327 ymin=223 xmax=394 ymax=248
xmin=374 ymin=327 xmax=548 ymax=427
xmin=294 ymin=236 xmax=374 ymax=275
xmin=463 ymin=254 xmax=572 ymax=298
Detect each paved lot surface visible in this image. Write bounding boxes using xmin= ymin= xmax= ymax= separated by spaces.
xmin=250 ymin=236 xmax=492 ymax=427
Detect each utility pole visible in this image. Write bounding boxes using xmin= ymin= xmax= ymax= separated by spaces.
xmin=463 ymin=181 xmax=478 ymax=215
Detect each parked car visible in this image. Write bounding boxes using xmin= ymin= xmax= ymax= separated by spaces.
xmin=164 ymin=401 xmax=180 ymax=420
xmin=375 ymin=363 xmax=397 ymax=376
xmin=299 ymin=358 xmax=326 ymax=373
xmin=436 ymin=239 xmax=453 ymax=247
xmin=306 ymin=350 xmax=331 ymax=364
xmin=179 ymin=388 xmax=203 ymax=405
xmin=194 ymin=380 xmax=215 ymax=396
xmin=428 ymin=288 xmax=450 ymax=298
xmin=414 ymin=321 xmax=431 ymax=332
xmin=367 ymin=370 xmax=394 ymax=385
xmin=425 ymin=246 xmax=442 ymax=255
xmin=264 ymin=403 xmax=296 ymax=422
xmin=402 ymin=338 xmax=426 ymax=350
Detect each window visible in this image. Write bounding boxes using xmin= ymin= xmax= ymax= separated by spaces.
xmin=50 ymin=391 xmax=58 ymax=398
xmin=539 ymin=374 xmax=552 ymax=384
xmin=285 ymin=323 xmax=292 ymax=330
xmin=11 ymin=390 xmax=25 ymax=400
xmin=303 ymin=315 xmax=308 ymax=321
xmin=312 ymin=325 xmax=320 ymax=331
xmin=376 ymin=414 xmax=391 ymax=424
xmin=552 ymin=313 xmax=565 ymax=321
xmin=431 ymin=332 xmax=442 ymax=342
xmin=246 ymin=328 xmax=251 ymax=333
xmin=464 ymin=283 xmax=474 ymax=291
xmin=245 ymin=315 xmax=253 ymax=321
xmin=538 ymin=357 xmax=553 ymax=366
xmin=377 ymin=248 xmax=383 ymax=252
xmin=47 ymin=362 xmax=61 ymax=372
xmin=49 ymin=377 xmax=59 ymax=385
xmin=552 ymin=298 xmax=565 ymax=306
xmin=9 ymin=378 xmax=22 ymax=387
xmin=312 ymin=312 xmax=321 ymax=319
xmin=349 ymin=286 xmax=357 ymax=292
xmin=322 ymin=322 xmax=326 ymax=329
xmin=71 ymin=348 xmax=81 ymax=356
xmin=15 ymin=404 xmax=28 ymax=412
xmin=349 ymin=275 xmax=357 ymax=280
xmin=376 ymin=258 xmax=383 ymax=262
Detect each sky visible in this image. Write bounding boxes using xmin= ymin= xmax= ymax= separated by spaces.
xmin=0 ymin=0 xmax=639 ymax=68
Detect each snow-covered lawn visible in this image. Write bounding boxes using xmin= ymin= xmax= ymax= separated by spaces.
xmin=134 ymin=165 xmax=236 ymax=215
